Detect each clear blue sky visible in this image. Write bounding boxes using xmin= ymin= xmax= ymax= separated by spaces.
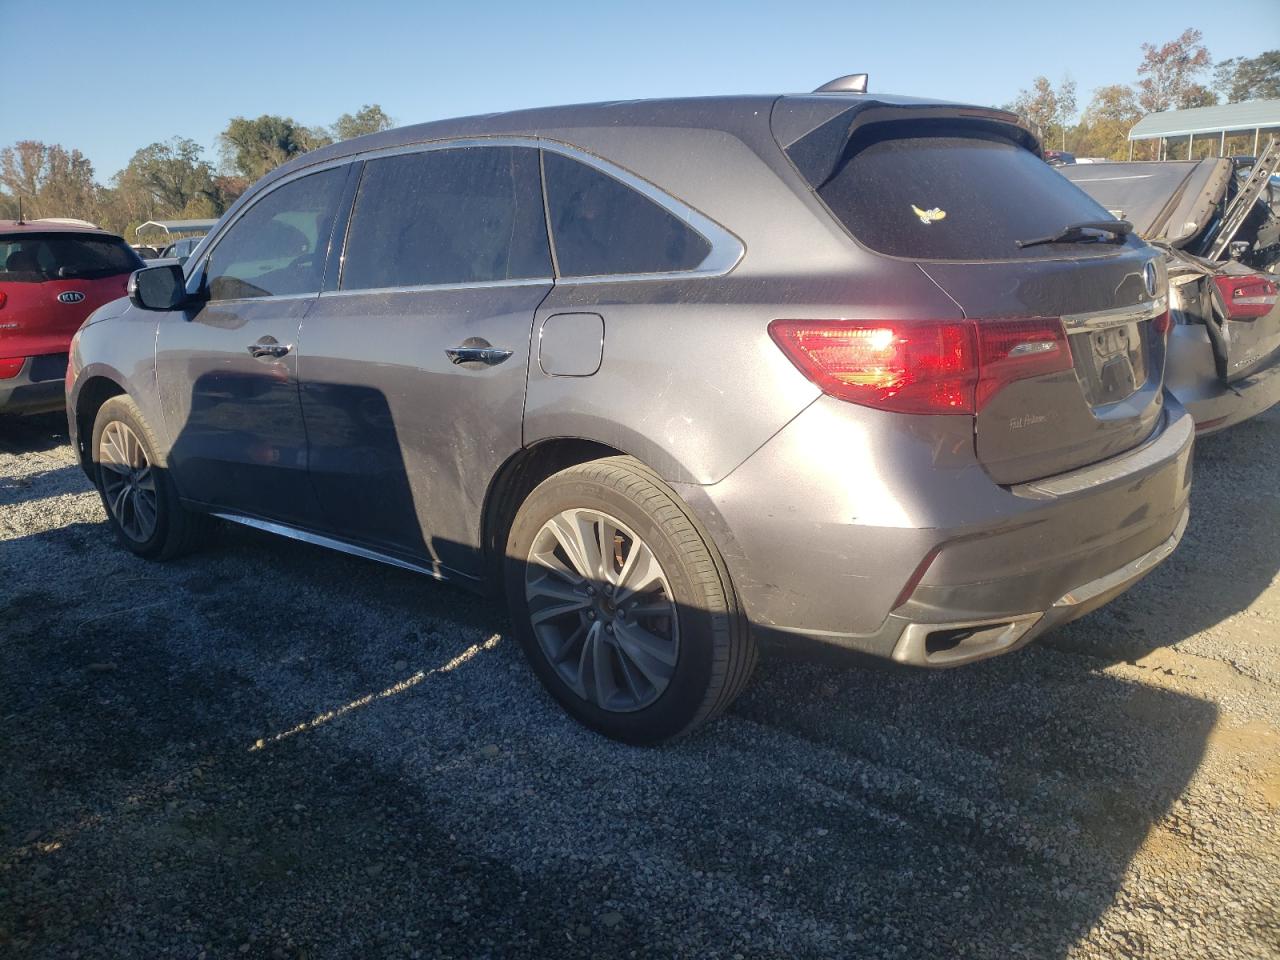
xmin=4 ymin=0 xmax=1278 ymax=180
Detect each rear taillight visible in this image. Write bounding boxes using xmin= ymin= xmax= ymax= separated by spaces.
xmin=1214 ymin=275 xmax=1278 ymax=320
xmin=1152 ymin=309 xmax=1172 ymax=336
xmin=769 ymin=318 xmax=1072 ymax=415
xmin=0 ymin=290 xmax=7 ymax=309
xmin=0 ymin=357 xmax=24 ymax=380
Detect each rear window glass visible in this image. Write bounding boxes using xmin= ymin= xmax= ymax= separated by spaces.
xmin=0 ymin=233 xmax=142 ymax=282
xmin=816 ymin=130 xmax=1117 ymax=260
xmin=543 ymin=152 xmax=711 ymax=278
xmin=341 ymin=146 xmax=551 ymax=291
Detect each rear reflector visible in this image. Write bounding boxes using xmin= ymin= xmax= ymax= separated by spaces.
xmin=769 ymin=318 xmax=1072 ymax=415
xmin=1152 ymin=309 xmax=1171 ymax=336
xmin=0 ymin=290 xmax=7 ymax=309
xmin=1215 ymin=275 xmax=1278 ymax=320
xmin=0 ymin=357 xmax=25 ymax=380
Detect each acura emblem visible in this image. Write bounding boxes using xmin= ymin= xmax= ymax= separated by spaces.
xmin=1143 ymin=261 xmax=1158 ymax=298
xmin=57 ymin=291 xmax=86 ymax=304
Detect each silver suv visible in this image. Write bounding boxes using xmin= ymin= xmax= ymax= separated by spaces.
xmin=67 ymin=87 xmax=1194 ymax=743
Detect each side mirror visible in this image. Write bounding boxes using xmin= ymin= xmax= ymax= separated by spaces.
xmin=128 ymin=264 xmax=189 ymax=310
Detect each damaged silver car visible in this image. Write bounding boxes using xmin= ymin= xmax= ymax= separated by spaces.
xmin=1063 ymin=145 xmax=1280 ymax=433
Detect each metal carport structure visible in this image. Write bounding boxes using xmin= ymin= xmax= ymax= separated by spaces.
xmin=135 ymin=219 xmax=218 ymax=238
xmin=1128 ymin=100 xmax=1280 ymax=160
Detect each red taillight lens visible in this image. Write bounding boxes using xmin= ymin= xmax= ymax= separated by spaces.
xmin=974 ymin=318 xmax=1074 ymax=409
xmin=770 ymin=318 xmax=1072 ymax=415
xmin=1152 ymin=310 xmax=1171 ymax=335
xmin=0 ymin=290 xmax=8 ymax=309
xmin=0 ymin=357 xmax=25 ymax=380
xmin=1214 ymin=275 xmax=1278 ymax=320
xmin=768 ymin=320 xmax=978 ymax=414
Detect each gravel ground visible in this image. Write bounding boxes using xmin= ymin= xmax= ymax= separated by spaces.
xmin=1 ymin=408 xmax=1277 ymax=960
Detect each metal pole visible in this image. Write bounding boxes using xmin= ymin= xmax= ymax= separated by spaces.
xmin=1256 ymin=128 xmax=1261 ymax=155
xmin=1221 ymin=130 xmax=1226 ymax=156
xmin=1187 ymin=133 xmax=1193 ymax=159
xmin=1129 ymin=139 xmax=1134 ymax=161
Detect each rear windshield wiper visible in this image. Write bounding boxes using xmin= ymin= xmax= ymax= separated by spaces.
xmin=1015 ymin=219 xmax=1133 ymax=249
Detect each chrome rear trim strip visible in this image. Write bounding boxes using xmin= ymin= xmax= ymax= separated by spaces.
xmin=1061 ymin=296 xmax=1167 ymax=331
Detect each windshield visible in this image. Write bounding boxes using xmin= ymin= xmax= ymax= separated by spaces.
xmin=0 ymin=232 xmax=143 ymax=282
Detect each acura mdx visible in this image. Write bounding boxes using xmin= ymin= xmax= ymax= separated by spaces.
xmin=67 ymin=86 xmax=1194 ymax=742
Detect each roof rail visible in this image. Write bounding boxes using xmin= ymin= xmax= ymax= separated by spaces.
xmin=814 ymin=73 xmax=868 ymax=94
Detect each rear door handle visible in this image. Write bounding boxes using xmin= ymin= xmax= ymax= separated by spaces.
xmin=248 ymin=336 xmax=291 ymax=359
xmin=445 ymin=345 xmax=512 ymax=366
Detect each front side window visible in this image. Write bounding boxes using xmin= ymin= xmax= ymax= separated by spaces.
xmin=204 ymin=166 xmax=347 ymax=301
xmin=0 ymin=233 xmax=142 ymax=282
xmin=341 ymin=146 xmax=551 ymax=291
xmin=542 ymin=151 xmax=711 ymax=278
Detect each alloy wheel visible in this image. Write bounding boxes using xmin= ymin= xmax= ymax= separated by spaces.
xmin=98 ymin=421 xmax=158 ymax=543
xmin=525 ymin=508 xmax=679 ymax=712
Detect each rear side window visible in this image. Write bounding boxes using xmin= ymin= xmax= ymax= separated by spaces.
xmin=341 ymin=146 xmax=551 ymax=290
xmin=0 ymin=233 xmax=141 ymax=282
xmin=205 ymin=166 xmax=346 ymax=301
xmin=543 ymin=152 xmax=711 ymax=278
xmin=816 ymin=130 xmax=1116 ymax=260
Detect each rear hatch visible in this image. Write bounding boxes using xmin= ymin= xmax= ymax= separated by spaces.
xmin=0 ymin=231 xmax=139 ymax=361
xmin=773 ymin=101 xmax=1168 ymax=485
xmin=1067 ymin=161 xmax=1280 ymax=383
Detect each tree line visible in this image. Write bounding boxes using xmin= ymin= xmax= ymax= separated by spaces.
xmin=0 ymin=105 xmax=392 ymax=240
xmin=3 ymin=38 xmax=1279 ymax=240
xmin=1007 ymin=31 xmax=1278 ymax=159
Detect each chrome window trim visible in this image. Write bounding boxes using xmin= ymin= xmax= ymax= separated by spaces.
xmin=196 ymin=291 xmax=321 ymax=307
xmin=318 ymin=277 xmax=553 ymax=299
xmin=194 ymin=136 xmax=744 ymax=298
xmin=1061 ymin=296 xmax=1168 ymax=332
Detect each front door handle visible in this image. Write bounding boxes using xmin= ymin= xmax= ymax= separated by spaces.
xmin=445 ymin=345 xmax=513 ymax=366
xmin=248 ymin=336 xmax=292 ymax=359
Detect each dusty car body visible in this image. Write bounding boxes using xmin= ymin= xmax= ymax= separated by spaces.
xmin=67 ymin=90 xmax=1192 ymax=742
xmin=1063 ymin=156 xmax=1280 ymax=433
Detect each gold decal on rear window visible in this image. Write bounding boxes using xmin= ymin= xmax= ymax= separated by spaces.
xmin=911 ymin=204 xmax=947 ymax=225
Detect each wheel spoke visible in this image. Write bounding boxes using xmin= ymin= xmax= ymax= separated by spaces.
xmin=614 ymin=643 xmax=644 ymax=702
xmin=614 ymin=620 xmax=679 ymax=678
xmin=615 ymin=541 xmax=664 ymax=606
xmin=530 ymin=598 xmax=591 ymax=625
xmin=590 ymin=627 xmax=617 ymax=708
xmin=574 ymin=621 xmax=602 ymax=699
xmin=547 ymin=512 xmax=598 ymax=581
xmin=103 ymin=427 xmax=129 ymax=468
xmin=99 ymin=458 xmax=131 ymax=476
xmin=134 ymin=489 xmax=158 ymax=534
xmin=526 ymin=572 xmax=587 ymax=605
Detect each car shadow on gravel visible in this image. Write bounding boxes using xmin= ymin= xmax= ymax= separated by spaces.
xmin=0 ymin=411 xmax=70 ymax=455
xmin=1040 ymin=407 xmax=1280 ymax=666
xmin=2 ymin=500 xmax=1220 ymax=959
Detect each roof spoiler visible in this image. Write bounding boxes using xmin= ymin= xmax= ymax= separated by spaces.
xmin=814 ymin=73 xmax=868 ymax=94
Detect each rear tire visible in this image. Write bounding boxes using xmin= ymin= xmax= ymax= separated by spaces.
xmin=505 ymin=456 xmax=756 ymax=744
xmin=91 ymin=395 xmax=211 ymax=560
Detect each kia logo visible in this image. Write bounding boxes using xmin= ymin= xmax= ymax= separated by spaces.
xmin=57 ymin=291 xmax=86 ymax=304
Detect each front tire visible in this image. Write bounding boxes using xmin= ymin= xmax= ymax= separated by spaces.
xmin=91 ymin=395 xmax=210 ymax=560
xmin=505 ymin=456 xmax=756 ymax=744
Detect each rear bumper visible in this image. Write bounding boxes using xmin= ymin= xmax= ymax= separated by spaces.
xmin=0 ymin=354 xmax=68 ymax=415
xmin=1175 ymin=344 xmax=1280 ymax=436
xmin=675 ymin=394 xmax=1195 ymax=666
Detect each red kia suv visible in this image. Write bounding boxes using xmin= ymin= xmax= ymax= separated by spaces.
xmin=0 ymin=220 xmax=143 ymax=414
